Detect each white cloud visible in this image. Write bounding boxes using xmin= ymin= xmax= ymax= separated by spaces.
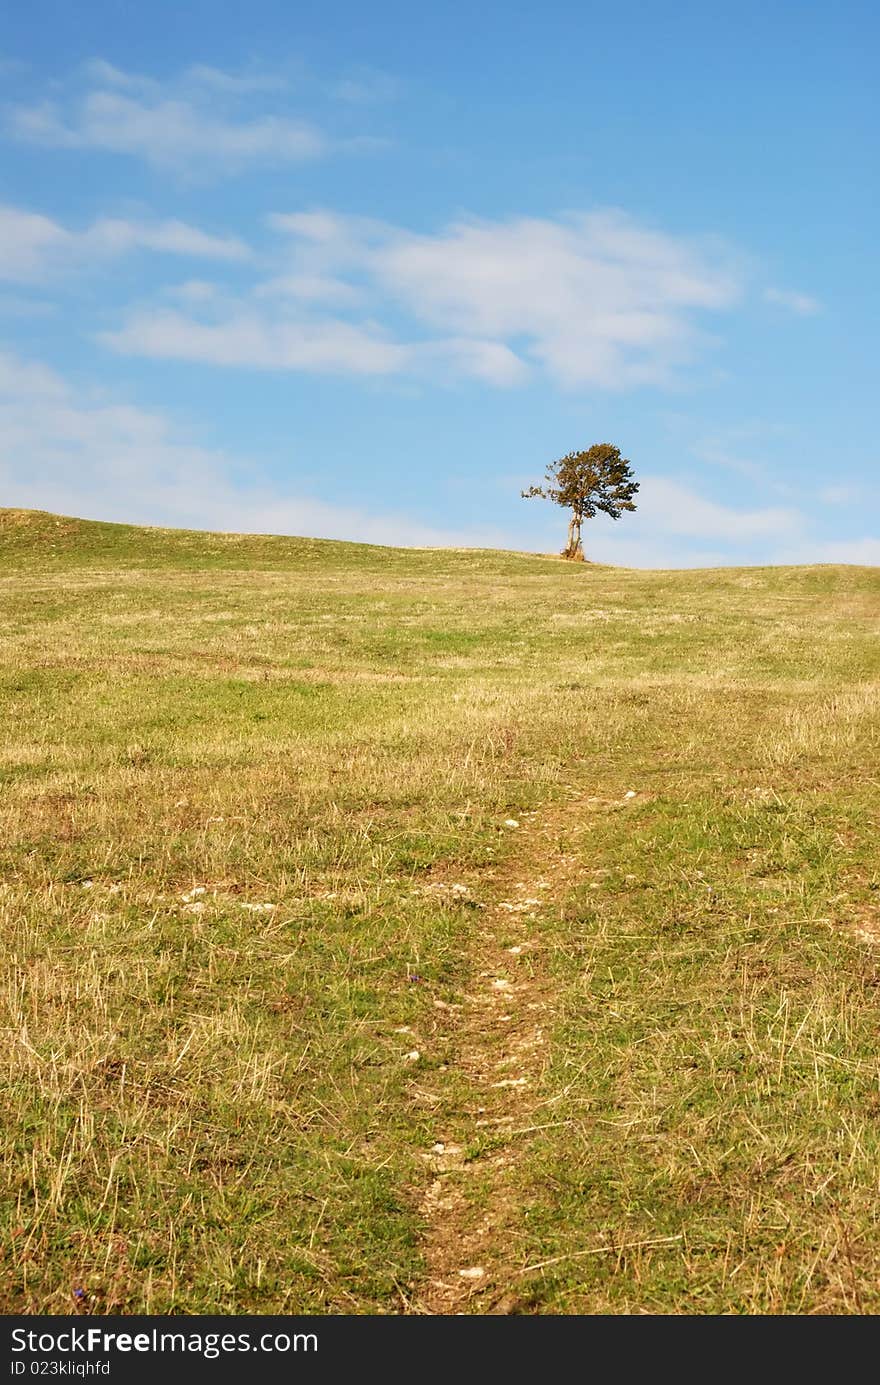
xmin=87 ymin=217 xmax=250 ymax=261
xmin=11 ymin=91 xmax=326 ymax=171
xmin=0 ymin=348 xmax=505 ymax=547
xmin=104 ymin=307 xmax=530 ymax=386
xmin=764 ymin=287 xmax=821 ymax=316
xmin=104 ymin=207 xmax=743 ymax=390
xmin=7 ymin=60 xmax=375 ymax=175
xmin=0 ymin=292 xmax=57 ymax=318
xmin=773 ymin=536 xmax=880 ymax=566
xmin=809 ymin=538 xmax=880 ymax=564
xmin=166 ymin=279 xmax=224 ymax=304
xmin=691 ymin=436 xmax=795 ymax=490
xmin=3 ymin=347 xmax=874 ymax=568
xmin=253 ymin=273 xmax=365 ymax=305
xmin=103 ymin=310 xmax=413 ymax=375
xmin=82 ymin=58 xmax=289 ymax=96
xmin=545 ymin=473 xmax=805 ymax=567
xmin=0 ymin=206 xmax=68 ymax=280
xmin=80 ymin=59 xmax=157 ymax=92
xmin=628 ymin=476 xmax=801 ymax=541
xmin=0 ymin=203 xmax=249 ymax=283
xmin=0 ymin=351 xmax=70 ymax=400
xmin=580 ymin=534 xmax=737 ymax=569
xmin=183 ymin=64 xmax=290 ymax=96
xmin=554 ymin=477 xmax=878 ymax=568
xmin=425 ymin=337 xmax=528 ymax=386
xmin=329 ymin=69 xmax=401 ymax=104
xmin=818 ymin=484 xmax=861 ymax=506
xmin=283 ymin=209 xmax=741 ymax=388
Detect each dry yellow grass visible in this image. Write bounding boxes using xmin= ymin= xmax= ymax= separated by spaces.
xmin=0 ymin=508 xmax=878 ymax=1312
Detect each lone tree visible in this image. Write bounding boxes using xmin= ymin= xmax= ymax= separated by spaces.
xmin=522 ymin=443 xmax=639 ymax=561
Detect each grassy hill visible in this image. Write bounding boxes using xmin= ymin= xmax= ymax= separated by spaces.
xmin=1 ymin=507 xmax=878 ymax=1313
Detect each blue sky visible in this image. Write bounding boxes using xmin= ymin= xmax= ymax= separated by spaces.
xmin=1 ymin=0 xmax=877 ymax=565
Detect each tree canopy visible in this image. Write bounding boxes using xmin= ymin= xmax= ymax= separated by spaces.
xmin=522 ymin=443 xmax=639 ymax=559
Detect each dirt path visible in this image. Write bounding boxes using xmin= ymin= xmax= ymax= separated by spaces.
xmin=409 ymin=791 xmax=607 ymax=1314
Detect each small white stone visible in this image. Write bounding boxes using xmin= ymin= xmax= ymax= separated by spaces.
xmin=624 ymin=790 xmax=637 ymax=799
xmin=404 ymin=1049 xmax=421 ymax=1062
xmin=504 ymin=818 xmax=520 ymax=828
xmin=458 ymin=1266 xmax=485 ymax=1280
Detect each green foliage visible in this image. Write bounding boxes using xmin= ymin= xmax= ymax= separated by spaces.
xmin=523 ymin=442 xmax=639 ymax=558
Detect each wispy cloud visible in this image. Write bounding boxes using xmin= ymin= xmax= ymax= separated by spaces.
xmin=328 ymin=68 xmax=401 ymax=104
xmin=0 ymin=348 xmax=506 ymax=547
xmin=806 ymin=538 xmax=880 ymax=564
xmin=0 ymin=203 xmax=250 ymax=283
xmin=764 ymin=286 xmax=821 ymax=316
xmin=179 ymin=64 xmax=290 ymax=96
xmin=6 ymin=60 xmax=379 ymax=175
xmin=10 ymin=93 xmax=327 ymax=172
xmin=690 ymin=435 xmax=798 ymax=495
xmin=103 ymin=207 xmax=743 ymax=389
xmin=0 ymin=206 xmax=68 ymax=282
xmin=3 ymin=346 xmax=873 ymax=567
xmin=88 ymin=217 xmax=250 ymax=260
xmin=818 ymin=483 xmax=863 ymax=506
xmin=630 ymin=476 xmax=801 ymax=542
xmin=104 ymin=310 xmax=414 ymax=375
xmin=563 ymin=477 xmax=879 ymax=568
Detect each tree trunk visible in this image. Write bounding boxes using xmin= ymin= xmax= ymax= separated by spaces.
xmin=563 ymin=513 xmax=584 ymax=561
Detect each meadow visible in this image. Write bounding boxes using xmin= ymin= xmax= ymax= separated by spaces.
xmin=1 ymin=506 xmax=878 ymax=1313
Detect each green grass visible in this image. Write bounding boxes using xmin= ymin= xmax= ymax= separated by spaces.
xmin=1 ymin=507 xmax=878 ymax=1313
